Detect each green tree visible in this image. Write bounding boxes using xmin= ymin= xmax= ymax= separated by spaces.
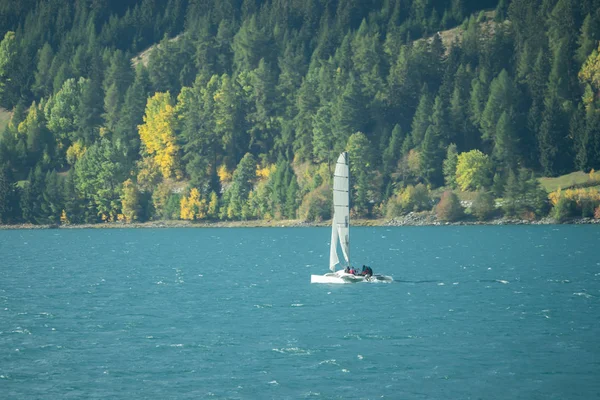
xmin=419 ymin=98 xmax=446 ymax=188
xmin=45 ymin=78 xmax=83 ymax=159
xmin=121 ymin=179 xmax=142 ymax=223
xmin=575 ymin=14 xmax=598 ymax=66
xmin=41 ymin=170 xmax=63 ymax=224
xmin=455 ymin=150 xmax=493 ymax=191
xmin=382 ymin=124 xmax=404 ymax=184
xmin=77 ymin=77 xmax=104 ymax=145
xmin=226 ymin=153 xmax=256 ymax=219
xmin=33 ymin=42 xmax=54 ymax=98
xmin=214 ymin=74 xmax=244 ymax=165
xmin=17 ymin=102 xmax=54 ymax=170
xmin=20 ymin=166 xmax=45 ymax=223
xmin=0 ymin=164 xmax=16 ymax=223
xmin=538 ymin=93 xmax=571 ymax=176
xmin=0 ymin=31 xmax=18 ymax=108
xmin=74 ymin=138 xmax=127 ymax=222
xmin=346 ymin=132 xmax=373 ymax=217
xmin=411 ymin=87 xmax=432 ymax=145
xmin=443 ymin=143 xmax=458 ymax=188
xmin=502 ymin=169 xmax=519 ymax=217
xmin=480 ymin=69 xmax=515 ymax=144
xmin=493 ymin=110 xmax=519 ymax=168
xmin=312 ymin=104 xmax=334 ymax=165
xmin=471 ymin=190 xmax=495 ymax=221
xmin=285 ymin=176 xmax=299 ymax=219
xmin=115 ymin=65 xmax=151 ymax=158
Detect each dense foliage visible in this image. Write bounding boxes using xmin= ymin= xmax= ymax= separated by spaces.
xmin=0 ymin=0 xmax=599 ymax=225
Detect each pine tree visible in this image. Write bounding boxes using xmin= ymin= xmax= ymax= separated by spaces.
xmin=481 ymin=69 xmax=515 ymax=144
xmin=227 ymin=152 xmax=256 ymax=219
xmin=502 ymin=169 xmax=519 ymax=217
xmin=312 ymin=104 xmax=334 ymax=165
xmin=420 ymin=126 xmax=442 ymax=187
xmin=538 ymin=93 xmax=572 ymax=176
xmin=115 ymin=65 xmax=151 ymax=159
xmin=411 ymin=87 xmax=432 ymax=146
xmin=33 ymin=42 xmax=54 ymax=98
xmin=331 ymin=75 xmax=367 ymax=153
xmin=469 ymin=67 xmax=490 ymax=128
xmin=382 ymin=124 xmax=403 ymax=176
xmin=0 ymin=31 xmax=19 ymax=108
xmin=41 ymin=170 xmax=63 ymax=224
xmin=77 ymin=77 xmax=104 ymax=145
xmin=0 ymin=164 xmax=15 ymax=223
xmin=443 ymin=143 xmax=458 ymax=188
xmin=575 ymin=14 xmax=598 ymax=66
xmin=293 ymin=72 xmax=319 ymax=162
xmin=285 ymin=176 xmax=299 ymax=219
xmin=493 ymin=110 xmax=519 ymax=168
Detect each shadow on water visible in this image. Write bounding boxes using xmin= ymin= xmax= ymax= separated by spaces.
xmin=394 ymin=279 xmax=442 ymax=284
xmin=394 ymin=279 xmax=510 ymax=284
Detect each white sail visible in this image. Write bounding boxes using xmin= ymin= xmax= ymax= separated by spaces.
xmin=329 ymin=218 xmax=339 ymax=271
xmin=330 ymin=152 xmax=350 ymax=271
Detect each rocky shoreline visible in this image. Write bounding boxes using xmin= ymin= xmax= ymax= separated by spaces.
xmin=385 ymin=211 xmax=600 ymax=226
xmin=1 ymin=212 xmax=599 ymax=230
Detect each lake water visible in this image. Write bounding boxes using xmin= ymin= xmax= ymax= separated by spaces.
xmin=1 ymin=226 xmax=599 ymax=399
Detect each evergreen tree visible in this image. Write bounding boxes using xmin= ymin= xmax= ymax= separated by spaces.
xmin=331 ymin=75 xmax=367 ymax=154
xmin=382 ymin=124 xmax=404 ymax=176
xmin=0 ymin=32 xmax=19 ymax=108
xmin=469 ymin=67 xmax=490 ymax=128
xmin=481 ymin=70 xmax=515 ymax=145
xmin=226 ymin=152 xmax=256 ymax=219
xmin=575 ymin=14 xmax=599 ymax=66
xmin=77 ymin=77 xmax=104 ymax=145
xmin=115 ymin=65 xmax=151 ymax=158
xmin=312 ymin=104 xmax=334 ymax=165
xmin=285 ymin=176 xmax=299 ymax=219
xmin=420 ymin=126 xmax=442 ymax=187
xmin=493 ymin=110 xmax=519 ymax=169
xmin=502 ymin=169 xmax=519 ymax=217
xmin=33 ymin=42 xmax=54 ymax=98
xmin=0 ymin=164 xmax=16 ymax=223
xmin=41 ymin=169 xmax=63 ymax=223
xmin=443 ymin=143 xmax=458 ymax=188
xmin=538 ymin=93 xmax=571 ymax=176
xmin=411 ymin=87 xmax=432 ymax=146
xmin=293 ymin=72 xmax=319 ymax=162
xmin=346 ymin=131 xmax=373 ymax=216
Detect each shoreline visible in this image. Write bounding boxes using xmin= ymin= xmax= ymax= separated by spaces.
xmin=1 ymin=212 xmax=598 ymax=230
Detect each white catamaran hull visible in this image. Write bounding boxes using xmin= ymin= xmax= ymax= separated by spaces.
xmin=310 ymin=271 xmax=393 ymax=284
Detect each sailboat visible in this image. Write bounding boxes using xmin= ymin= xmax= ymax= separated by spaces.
xmin=310 ymin=152 xmax=393 ymax=284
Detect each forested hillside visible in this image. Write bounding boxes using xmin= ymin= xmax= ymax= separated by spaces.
xmin=0 ymin=0 xmax=599 ymax=225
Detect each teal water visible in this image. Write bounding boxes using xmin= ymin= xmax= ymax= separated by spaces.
xmin=1 ymin=226 xmax=599 ymax=399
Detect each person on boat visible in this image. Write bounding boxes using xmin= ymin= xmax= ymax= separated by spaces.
xmin=362 ymin=265 xmax=373 ymax=277
xmin=344 ymin=266 xmax=350 ymax=274
xmin=349 ymin=267 xmax=356 ymax=275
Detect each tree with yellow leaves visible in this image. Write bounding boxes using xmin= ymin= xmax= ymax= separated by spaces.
xmin=579 ymin=42 xmax=600 ymax=110
xmin=121 ymin=179 xmax=142 ymax=223
xmin=60 ymin=209 xmax=69 ymax=225
xmin=138 ymin=92 xmax=181 ymax=179
xmin=207 ymin=191 xmax=219 ymax=220
xmin=180 ymin=188 xmax=207 ymax=220
xmin=455 ymin=150 xmax=493 ymax=191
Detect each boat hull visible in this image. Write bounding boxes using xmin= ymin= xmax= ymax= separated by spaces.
xmin=311 ymin=272 xmax=393 ymax=284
